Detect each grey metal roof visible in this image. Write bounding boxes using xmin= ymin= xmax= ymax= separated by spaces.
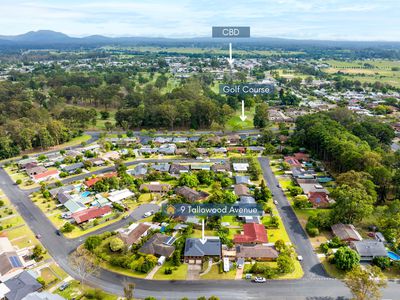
xmin=63 ymin=162 xmax=84 ymax=172
xmin=352 ymin=240 xmax=387 ymax=258
xmin=5 ymin=271 xmax=42 ymax=300
xmin=184 ymin=237 xmax=221 ymax=257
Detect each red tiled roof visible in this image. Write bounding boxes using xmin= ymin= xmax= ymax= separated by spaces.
xmin=33 ymin=169 xmax=59 ymax=180
xmin=308 ymin=191 xmax=329 ymax=208
xmin=284 ymin=156 xmax=301 ymax=167
xmin=234 ymin=223 xmax=268 ymax=244
xmin=72 ymin=206 xmax=112 ymax=224
xmin=294 ymin=152 xmax=310 ymax=162
xmin=85 ymin=172 xmax=117 ymax=187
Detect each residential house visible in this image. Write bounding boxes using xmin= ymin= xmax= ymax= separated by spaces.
xmin=0 ymin=237 xmax=24 ymax=280
xmin=331 ymin=223 xmax=363 ymax=243
xmin=4 ymin=271 xmax=42 ymax=300
xmin=308 ymin=191 xmax=330 ymax=208
xmin=211 ymin=162 xmax=231 ymax=173
xmin=138 ymin=233 xmax=175 ymax=257
xmin=64 ymin=200 xmax=86 ymax=214
xmin=234 ymin=184 xmax=250 ymax=197
xmin=175 ymin=186 xmax=208 ymax=202
xmin=116 ymin=223 xmax=151 ymax=247
xmin=71 ymin=206 xmax=112 ymax=224
xmin=127 ymin=164 xmax=147 ymax=177
xmin=17 ymin=159 xmax=37 ymax=169
xmin=238 ymin=196 xmax=260 ymax=224
xmin=84 ymin=172 xmax=117 ymax=188
xmin=232 ymin=163 xmax=249 ymax=172
xmin=351 ymin=240 xmax=387 ymax=261
xmin=169 ymin=163 xmax=189 ymax=175
xmin=107 ymin=189 xmax=134 ymax=202
xmin=32 ymin=170 xmax=59 ymax=183
xmin=190 ymin=164 xmax=211 ymax=171
xmin=139 ymin=183 xmax=171 ymax=194
xmin=184 ymin=237 xmax=221 ymax=263
xmin=26 ymin=166 xmax=47 ymax=178
xmin=87 ymin=158 xmax=106 ymax=167
xmin=293 ymin=152 xmax=310 ymax=162
xmin=233 ymin=223 xmax=268 ymax=244
xmin=235 ymin=244 xmax=278 ymax=261
xmin=100 ymin=151 xmax=120 ymax=161
xmin=62 ymin=162 xmax=84 ymax=174
xmin=235 ymin=176 xmax=250 ymax=185
xmin=247 ymin=146 xmax=265 ymax=153
xmin=158 ymin=144 xmax=176 ymax=155
xmin=284 ymin=156 xmax=302 ymax=167
xmin=150 ymin=163 xmax=170 ymax=173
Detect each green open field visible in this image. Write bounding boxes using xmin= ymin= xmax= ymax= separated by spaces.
xmin=153 ymin=260 xmax=188 ymax=280
xmin=225 ymin=106 xmax=255 ymax=131
xmin=322 ymin=59 xmax=400 ymax=87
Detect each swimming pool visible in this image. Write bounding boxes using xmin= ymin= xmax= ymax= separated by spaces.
xmin=387 ymin=251 xmax=400 ymax=261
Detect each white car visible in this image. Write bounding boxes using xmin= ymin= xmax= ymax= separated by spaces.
xmin=254 ymin=277 xmax=266 ymax=283
xmin=273 ymin=200 xmax=278 ymax=205
xmin=143 ymin=210 xmax=154 ymax=218
xmin=297 ymin=255 xmax=303 ymax=261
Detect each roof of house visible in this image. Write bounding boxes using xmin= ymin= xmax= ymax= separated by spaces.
xmin=71 ymin=206 xmax=112 ymax=224
xmin=175 ymin=186 xmax=208 ymax=202
xmin=0 ymin=237 xmax=15 ymax=254
xmin=169 ymin=164 xmax=189 ymax=174
xmin=234 ymin=184 xmax=250 ymax=196
xmin=184 ymin=237 xmax=221 ymax=257
xmin=107 ymin=189 xmax=134 ymax=202
xmin=4 ymin=271 xmax=42 ymax=300
xmin=308 ymin=191 xmax=329 ymax=207
xmin=235 ymin=244 xmax=279 ymax=259
xmin=64 ymin=200 xmax=86 ymax=213
xmin=151 ymin=163 xmax=170 ymax=172
xmin=235 ymin=176 xmax=250 ymax=185
xmin=22 ymin=291 xmax=65 ymax=300
xmin=284 ymin=156 xmax=302 ymax=167
xmin=33 ymin=169 xmax=59 ymax=180
xmin=138 ymin=233 xmax=175 ymax=257
xmin=62 ymin=162 xmax=84 ymax=172
xmin=84 ymin=172 xmax=117 ymax=187
xmin=0 ymin=251 xmax=23 ymax=276
xmin=211 ymin=162 xmax=231 ymax=172
xmin=26 ymin=166 xmax=47 ymax=176
xmin=331 ymin=223 xmax=363 ymax=242
xmin=234 ymin=223 xmax=268 ymax=244
xmin=294 ymin=152 xmax=310 ymax=162
xmin=352 ymin=240 xmax=387 ymax=258
xmin=139 ymin=183 xmax=171 ymax=193
xmin=117 ymin=223 xmax=151 ymax=245
xmin=232 ymin=163 xmax=249 ymax=172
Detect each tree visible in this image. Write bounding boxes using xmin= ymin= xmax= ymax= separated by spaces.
xmin=372 ymin=256 xmax=391 ymax=270
xmin=334 ymin=247 xmax=360 ymax=271
xmin=123 ymin=281 xmax=135 ymax=300
xmin=61 ymin=222 xmax=74 ymax=233
xmin=110 ymin=237 xmax=124 ymax=252
xmin=179 ymin=173 xmax=199 ymax=188
xmin=277 ymin=254 xmax=294 ymax=274
xmin=172 ymin=250 xmax=181 ymax=266
xmin=344 ymin=265 xmax=387 ymax=300
xmin=32 ymin=245 xmax=44 ymax=261
xmin=253 ymin=103 xmax=270 ymax=128
xmin=84 ymin=235 xmax=102 ymax=251
xmin=69 ymin=247 xmax=99 ymax=285
xmin=331 ymin=185 xmax=374 ymax=224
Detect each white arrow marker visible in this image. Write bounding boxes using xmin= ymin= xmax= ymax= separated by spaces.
xmin=240 ymin=100 xmax=247 ymax=121
xmin=227 ymin=42 xmax=234 ymax=67
xmin=200 ymin=219 xmax=207 ymax=244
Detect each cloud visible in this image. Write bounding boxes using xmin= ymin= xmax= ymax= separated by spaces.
xmin=0 ymin=0 xmax=399 ymax=40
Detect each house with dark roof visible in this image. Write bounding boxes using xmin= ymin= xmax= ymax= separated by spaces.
xmin=331 ymin=223 xmax=363 ymax=243
xmin=211 ymin=162 xmax=231 ymax=173
xmin=150 ymin=163 xmax=170 ymax=173
xmin=22 ymin=291 xmax=65 ymax=300
xmin=236 ymin=244 xmax=279 ymax=261
xmin=62 ymin=162 xmax=84 ymax=174
xmin=235 ymin=176 xmax=250 ymax=185
xmin=234 ymin=223 xmax=268 ymax=244
xmin=4 ymin=271 xmax=42 ymax=300
xmin=351 ymin=240 xmax=387 ymax=261
xmin=138 ymin=233 xmax=175 ymax=257
xmin=26 ymin=166 xmax=47 ymax=178
xmin=184 ymin=237 xmax=221 ymax=263
xmin=116 ymin=223 xmax=151 ymax=247
xmin=234 ymin=184 xmax=250 ymax=196
xmin=0 ymin=237 xmax=24 ymax=280
xmin=175 ymin=186 xmax=208 ymax=202
xmin=169 ymin=164 xmax=190 ymax=175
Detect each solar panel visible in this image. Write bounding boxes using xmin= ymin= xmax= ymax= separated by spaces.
xmin=163 ymin=236 xmax=176 ymax=246
xmin=9 ymin=256 xmax=23 ymax=268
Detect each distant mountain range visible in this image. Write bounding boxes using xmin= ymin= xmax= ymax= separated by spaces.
xmin=1 ymin=30 xmax=400 ymax=50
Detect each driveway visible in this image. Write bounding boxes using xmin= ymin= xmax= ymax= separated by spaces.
xmin=186 ymin=263 xmax=201 ymax=280
xmin=130 ymin=203 xmax=160 ymax=221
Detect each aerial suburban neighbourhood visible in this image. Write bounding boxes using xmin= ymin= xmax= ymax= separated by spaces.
xmin=0 ymin=1 xmax=400 ymax=300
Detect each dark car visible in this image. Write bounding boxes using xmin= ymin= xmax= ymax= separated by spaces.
xmin=56 ymin=230 xmax=61 ymax=236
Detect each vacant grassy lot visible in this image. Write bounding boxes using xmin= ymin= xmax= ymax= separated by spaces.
xmin=153 ymin=260 xmax=188 ymax=280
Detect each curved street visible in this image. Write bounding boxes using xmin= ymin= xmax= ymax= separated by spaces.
xmin=0 ymin=133 xmax=399 ymax=299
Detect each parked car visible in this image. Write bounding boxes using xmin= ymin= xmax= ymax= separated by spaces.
xmin=55 ymin=230 xmax=61 ymax=236
xmin=35 ymin=234 xmax=42 ymax=239
xmin=273 ymin=200 xmax=278 ymax=205
xmin=254 ymin=277 xmax=266 ymax=283
xmin=143 ymin=210 xmax=154 ymax=218
xmin=297 ymin=255 xmax=303 ymax=261
xmin=59 ymin=282 xmax=69 ymax=291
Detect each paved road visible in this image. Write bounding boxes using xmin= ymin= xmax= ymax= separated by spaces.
xmin=2 ymin=158 xmax=400 ymax=299
xmin=258 ymin=157 xmax=327 ymax=279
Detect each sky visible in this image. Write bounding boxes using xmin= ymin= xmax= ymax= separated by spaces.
xmin=0 ymin=0 xmax=400 ymax=41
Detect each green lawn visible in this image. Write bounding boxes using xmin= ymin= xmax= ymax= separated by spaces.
xmin=225 ymin=107 xmax=255 ymax=131
xmin=153 ymin=261 xmax=188 ymax=280
xmin=243 ymin=260 xmax=303 ymax=279
xmin=200 ymin=263 xmax=236 ymax=280
xmin=56 ymin=280 xmax=118 ymax=300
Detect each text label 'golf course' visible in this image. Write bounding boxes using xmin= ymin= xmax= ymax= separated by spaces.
xmin=212 ymin=26 xmax=250 ymax=38
xmin=219 ymin=84 xmax=274 ymax=95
